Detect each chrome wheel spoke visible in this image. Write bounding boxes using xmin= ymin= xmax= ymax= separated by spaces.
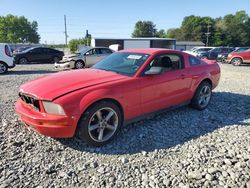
xmin=96 ymin=110 xmax=103 ymax=122
xmin=89 ymin=124 xmax=99 ymax=131
xmin=106 ymin=124 xmax=116 ymax=131
xmin=98 ymin=128 xmax=104 ymax=141
xmin=105 ymin=111 xmax=114 ymax=121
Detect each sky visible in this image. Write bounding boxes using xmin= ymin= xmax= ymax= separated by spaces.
xmin=0 ymin=0 xmax=249 ymax=44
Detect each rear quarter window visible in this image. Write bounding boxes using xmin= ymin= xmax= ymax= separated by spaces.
xmin=189 ymin=56 xmax=201 ymax=66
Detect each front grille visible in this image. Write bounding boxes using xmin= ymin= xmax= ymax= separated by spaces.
xmin=19 ymin=93 xmax=40 ymax=111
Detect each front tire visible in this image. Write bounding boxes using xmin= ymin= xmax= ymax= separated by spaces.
xmin=75 ymin=61 xmax=85 ymax=69
xmin=77 ymin=101 xmax=122 ymax=146
xmin=0 ymin=62 xmax=8 ymax=74
xmin=231 ymin=58 xmax=242 ymax=66
xmin=52 ymin=56 xmax=60 ymax=63
xmin=190 ymin=81 xmax=212 ymax=110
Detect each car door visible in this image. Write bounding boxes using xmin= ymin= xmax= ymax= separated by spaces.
xmin=242 ymin=50 xmax=250 ymax=63
xmin=139 ymin=53 xmax=192 ymax=114
xmin=84 ymin=48 xmax=103 ymax=66
xmin=40 ymin=48 xmax=51 ymax=62
xmin=28 ymin=48 xmax=43 ymax=62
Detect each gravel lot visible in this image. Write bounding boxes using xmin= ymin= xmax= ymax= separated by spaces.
xmin=0 ymin=64 xmax=250 ymax=188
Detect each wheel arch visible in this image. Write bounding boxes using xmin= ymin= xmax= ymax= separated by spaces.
xmin=230 ymin=56 xmax=243 ymax=63
xmin=75 ymin=97 xmax=124 ymax=137
xmin=0 ymin=60 xmax=8 ymax=67
xmin=81 ymin=98 xmax=124 ymax=122
xmin=192 ymin=75 xmax=213 ymax=95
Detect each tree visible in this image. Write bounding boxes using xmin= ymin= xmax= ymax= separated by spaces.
xmin=166 ymin=28 xmax=183 ymax=40
xmin=132 ymin=21 xmax=157 ymax=37
xmin=0 ymin=14 xmax=40 ymax=43
xmin=68 ymin=38 xmax=88 ymax=53
xmin=155 ymin=29 xmax=167 ymax=38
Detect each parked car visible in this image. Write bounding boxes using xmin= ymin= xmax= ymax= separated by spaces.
xmin=14 ymin=47 xmax=64 ymax=64
xmin=184 ymin=47 xmax=214 ymax=57
xmin=55 ymin=47 xmax=113 ymax=69
xmin=220 ymin=47 xmax=250 ymax=63
xmin=0 ymin=43 xmax=15 ymax=74
xmin=16 ymin=49 xmax=220 ymax=146
xmin=225 ymin=49 xmax=250 ymax=66
xmin=198 ymin=47 xmax=235 ymax=60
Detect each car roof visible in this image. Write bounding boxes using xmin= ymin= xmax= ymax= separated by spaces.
xmin=120 ymin=48 xmax=180 ymax=55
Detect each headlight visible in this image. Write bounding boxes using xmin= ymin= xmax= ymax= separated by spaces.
xmin=42 ymin=101 xmax=65 ymax=115
xmin=228 ymin=54 xmax=232 ymax=58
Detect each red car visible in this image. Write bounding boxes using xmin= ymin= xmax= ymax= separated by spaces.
xmin=226 ymin=50 xmax=250 ymax=66
xmin=16 ymin=49 xmax=220 ymax=146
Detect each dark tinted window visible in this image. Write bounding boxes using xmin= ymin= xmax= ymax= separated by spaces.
xmin=189 ymin=56 xmax=201 ymax=66
xmin=31 ymin=48 xmax=42 ymax=53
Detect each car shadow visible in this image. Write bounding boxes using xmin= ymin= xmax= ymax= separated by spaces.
xmin=7 ymin=69 xmax=58 ymax=75
xmin=57 ymin=92 xmax=250 ymax=155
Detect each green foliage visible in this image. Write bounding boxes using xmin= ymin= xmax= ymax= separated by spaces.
xmin=0 ymin=14 xmax=40 ymax=43
xmin=68 ymin=38 xmax=89 ymax=53
xmin=48 ymin=44 xmax=66 ymax=49
xmin=132 ymin=21 xmax=156 ymax=37
xmin=166 ymin=10 xmax=250 ymax=46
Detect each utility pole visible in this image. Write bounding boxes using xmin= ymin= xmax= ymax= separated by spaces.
xmin=205 ymin=25 xmax=211 ymax=47
xmin=64 ymin=15 xmax=68 ymax=46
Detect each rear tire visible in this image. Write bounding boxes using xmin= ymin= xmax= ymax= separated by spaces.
xmin=77 ymin=101 xmax=122 ymax=146
xmin=231 ymin=58 xmax=242 ymax=66
xmin=19 ymin=57 xmax=28 ymax=64
xmin=0 ymin=62 xmax=8 ymax=74
xmin=190 ymin=81 xmax=212 ymax=110
xmin=75 ymin=61 xmax=85 ymax=69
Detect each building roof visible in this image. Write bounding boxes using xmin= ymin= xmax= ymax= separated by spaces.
xmin=176 ymin=41 xmax=205 ymax=45
xmin=92 ymin=37 xmax=176 ymax=41
xmin=120 ymin=48 xmax=179 ymax=55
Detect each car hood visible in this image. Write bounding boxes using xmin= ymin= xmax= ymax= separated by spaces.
xmin=61 ymin=53 xmax=81 ymax=61
xmin=20 ymin=69 xmax=127 ymax=101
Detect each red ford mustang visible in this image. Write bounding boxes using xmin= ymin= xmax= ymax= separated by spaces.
xmin=16 ymin=49 xmax=220 ymax=146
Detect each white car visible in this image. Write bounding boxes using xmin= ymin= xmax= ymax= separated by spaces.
xmin=184 ymin=47 xmax=214 ymax=57
xmin=0 ymin=43 xmax=15 ymax=74
xmin=55 ymin=47 xmax=113 ymax=69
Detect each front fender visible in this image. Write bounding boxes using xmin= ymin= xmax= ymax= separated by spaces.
xmin=79 ymin=88 xmax=124 ymax=116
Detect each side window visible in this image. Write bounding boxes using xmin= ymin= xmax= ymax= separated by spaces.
xmin=31 ymin=48 xmax=41 ymax=53
xmin=86 ymin=49 xmax=94 ymax=55
xmin=100 ymin=48 xmax=112 ymax=54
xmin=94 ymin=48 xmax=101 ymax=54
xmin=189 ymin=56 xmax=201 ymax=66
xmin=221 ymin=48 xmax=228 ymax=53
xmin=148 ymin=54 xmax=184 ymax=72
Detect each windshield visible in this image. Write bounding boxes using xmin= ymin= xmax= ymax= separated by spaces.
xmin=78 ymin=47 xmax=91 ymax=54
xmin=234 ymin=47 xmax=250 ymax=52
xmin=92 ymin=52 xmax=150 ymax=76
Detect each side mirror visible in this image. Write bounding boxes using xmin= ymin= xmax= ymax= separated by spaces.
xmin=145 ymin=67 xmax=164 ymax=75
xmin=85 ymin=52 xmax=90 ymax=56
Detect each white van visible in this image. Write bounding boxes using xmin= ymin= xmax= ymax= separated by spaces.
xmin=0 ymin=43 xmax=15 ymax=74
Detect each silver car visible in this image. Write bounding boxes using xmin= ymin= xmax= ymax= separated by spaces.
xmin=55 ymin=47 xmax=113 ymax=69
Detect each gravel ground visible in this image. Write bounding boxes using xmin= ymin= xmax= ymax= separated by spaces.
xmin=0 ymin=64 xmax=250 ymax=188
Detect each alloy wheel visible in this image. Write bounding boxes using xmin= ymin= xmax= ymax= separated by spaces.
xmin=88 ymin=107 xmax=118 ymax=142
xmin=198 ymin=85 xmax=211 ymax=108
xmin=0 ymin=63 xmax=7 ymax=73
